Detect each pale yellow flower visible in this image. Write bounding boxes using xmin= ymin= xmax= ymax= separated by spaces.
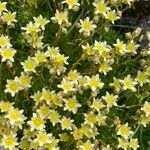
xmin=0 ymin=2 xmax=7 ymax=14
xmin=1 ymin=134 xmax=18 ymax=150
xmin=64 ymin=96 xmax=81 ymax=114
xmin=3 ymin=11 xmax=17 ymax=25
xmin=79 ymin=17 xmax=97 ymax=36
xmin=51 ymin=10 xmax=69 ymax=25
xmin=27 ymin=113 xmax=45 ymax=131
xmin=0 ymin=47 xmax=16 ymax=62
xmin=33 ymin=15 xmax=50 ymax=30
xmin=120 ymin=75 xmax=137 ymax=92
xmin=117 ymin=123 xmax=133 ymax=139
xmin=129 ymin=138 xmax=139 ymax=150
xmin=57 ymin=78 xmax=76 ymax=93
xmin=102 ymin=92 xmax=118 ymax=107
xmin=141 ymin=101 xmax=150 ymax=117
xmin=62 ymin=0 xmax=80 ymax=9
xmin=60 ymin=117 xmax=74 ymax=130
xmin=93 ymin=0 xmax=110 ymax=16
xmin=4 ymin=78 xmax=21 ymax=97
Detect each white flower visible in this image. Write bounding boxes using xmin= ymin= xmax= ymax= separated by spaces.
xmin=126 ymin=40 xmax=140 ymax=54
xmin=129 ymin=138 xmax=139 ymax=150
xmin=135 ymin=71 xmax=149 ymax=87
xmin=120 ymin=75 xmax=137 ymax=92
xmin=0 ymin=2 xmax=7 ymax=14
xmin=22 ymin=21 xmax=40 ymax=35
xmin=27 ymin=113 xmax=45 ymax=131
xmin=51 ymin=10 xmax=69 ymax=25
xmin=62 ymin=0 xmax=80 ymax=9
xmin=34 ymin=50 xmax=47 ymax=64
xmin=91 ymin=98 xmax=105 ymax=111
xmin=30 ymin=91 xmax=42 ymax=105
xmin=36 ymin=105 xmax=50 ymax=119
xmin=3 ymin=11 xmax=17 ymax=25
xmin=0 ymin=101 xmax=13 ymax=112
xmin=93 ymin=0 xmax=110 ymax=16
xmin=141 ymin=101 xmax=150 ymax=117
xmin=64 ymin=96 xmax=81 ymax=114
xmin=86 ymin=74 xmax=104 ymax=91
xmin=98 ymin=61 xmax=112 ymax=75
xmin=102 ymin=92 xmax=118 ymax=107
xmin=79 ymin=17 xmax=97 ymax=36
xmin=67 ymin=70 xmax=81 ymax=84
xmin=41 ymin=88 xmax=53 ymax=104
xmin=0 ymin=47 xmax=16 ymax=62
xmin=33 ymin=15 xmax=50 ymax=30
xmin=34 ymin=132 xmax=52 ymax=146
xmin=0 ymin=35 xmax=11 ymax=48
xmin=5 ymin=107 xmax=26 ymax=129
xmin=113 ymin=39 xmax=127 ymax=54
xmin=94 ymin=40 xmax=109 ymax=55
xmin=82 ymin=43 xmax=94 ymax=55
xmin=21 ymin=57 xmax=38 ymax=73
xmin=60 ymin=117 xmax=74 ymax=130
xmin=48 ymin=110 xmax=60 ymax=126
xmin=57 ymin=78 xmax=76 ymax=93
xmin=1 ymin=134 xmax=19 ymax=150
xmin=104 ymin=10 xmax=121 ymax=24
xmin=117 ymin=123 xmax=133 ymax=139
xmin=79 ymin=140 xmax=95 ymax=150
xmin=18 ymin=72 xmax=32 ymax=89
xmin=84 ymin=111 xmax=97 ymax=127
xmin=45 ymin=46 xmax=60 ymax=58
xmin=118 ymin=138 xmax=128 ymax=150
xmin=4 ymin=77 xmax=21 ymax=97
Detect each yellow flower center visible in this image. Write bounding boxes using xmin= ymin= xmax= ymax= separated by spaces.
xmin=96 ymin=44 xmax=105 ymax=52
xmin=57 ymin=13 xmax=65 ymax=21
xmin=36 ymin=54 xmax=45 ymax=62
xmin=84 ymin=144 xmax=91 ymax=150
xmin=25 ymin=61 xmax=35 ymax=69
xmin=67 ymin=99 xmax=76 ymax=108
xmin=144 ymin=105 xmax=150 ymax=113
xmin=87 ymin=114 xmax=96 ymax=123
xmin=20 ymin=76 xmax=30 ymax=85
xmin=124 ymin=80 xmax=132 ymax=88
xmin=63 ymin=83 xmax=71 ymax=91
xmin=67 ymin=0 xmax=76 ymax=5
xmin=9 ymin=82 xmax=19 ymax=91
xmin=33 ymin=118 xmax=42 ymax=126
xmin=5 ymin=137 xmax=15 ymax=146
xmin=37 ymin=19 xmax=45 ymax=26
xmin=98 ymin=5 xmax=106 ymax=13
xmin=39 ymin=134 xmax=47 ymax=142
xmin=138 ymin=74 xmax=146 ymax=82
xmin=108 ymin=13 xmax=116 ymax=21
xmin=119 ymin=126 xmax=129 ymax=137
xmin=28 ymin=26 xmax=37 ymax=33
xmin=3 ymin=49 xmax=13 ymax=57
xmin=63 ymin=120 xmax=70 ymax=128
xmin=127 ymin=42 xmax=135 ymax=52
xmin=5 ymin=14 xmax=14 ymax=22
xmin=50 ymin=113 xmax=58 ymax=122
xmin=43 ymin=92 xmax=52 ymax=100
xmin=0 ymin=4 xmax=5 ymax=11
xmin=10 ymin=111 xmax=19 ymax=120
xmin=106 ymin=96 xmax=115 ymax=104
xmin=0 ymin=39 xmax=7 ymax=46
xmin=89 ymin=79 xmax=98 ymax=87
xmin=68 ymin=73 xmax=77 ymax=80
xmin=82 ymin=21 xmax=92 ymax=31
